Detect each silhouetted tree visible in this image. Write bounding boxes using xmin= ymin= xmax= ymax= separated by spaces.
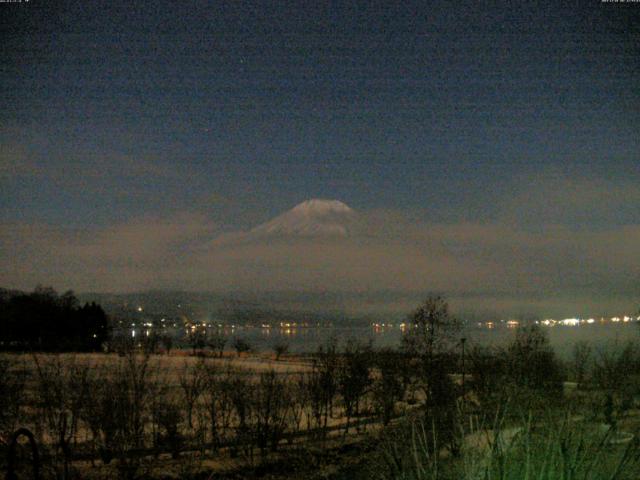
xmin=592 ymin=343 xmax=639 ymax=428
xmin=189 ymin=328 xmax=207 ymax=355
xmin=179 ymin=360 xmax=206 ymax=429
xmin=233 ymin=337 xmax=252 ymax=357
xmin=338 ymin=339 xmax=372 ymax=435
xmin=402 ymin=296 xmax=461 ymax=364
xmin=251 ymin=370 xmax=292 ymax=456
xmin=0 ymin=287 xmax=110 ymax=351
xmin=372 ymin=348 xmax=407 ymax=425
xmin=505 ymin=324 xmax=563 ymax=392
xmin=401 ymin=296 xmax=461 ymax=404
xmin=570 ymin=341 xmax=592 ymax=387
xmin=0 ymin=356 xmax=28 ymax=440
xmin=468 ymin=344 xmax=506 ymax=410
xmin=34 ymin=355 xmax=93 ymax=478
xmin=308 ymin=336 xmax=339 ymax=437
xmin=401 ymin=296 xmax=462 ymax=455
xmin=159 ymin=334 xmax=173 ymax=354
xmin=272 ymin=338 xmax=289 ymax=360
xmin=207 ymin=330 xmax=227 ymax=357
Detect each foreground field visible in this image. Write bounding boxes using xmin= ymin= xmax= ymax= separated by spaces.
xmin=0 ymin=349 xmax=411 ymax=479
xmin=2 ymin=327 xmax=640 ymax=479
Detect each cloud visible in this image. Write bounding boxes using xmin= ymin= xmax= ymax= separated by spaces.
xmin=0 ymin=207 xmax=640 ymax=306
xmin=188 ymin=205 xmax=640 ymax=315
xmin=0 ymin=138 xmax=200 ymax=209
xmin=497 ymin=172 xmax=640 ymax=228
xmin=0 ymin=213 xmax=219 ymax=292
xmin=0 ymin=144 xmax=41 ymax=179
xmin=1 ymin=195 xmax=639 ymax=316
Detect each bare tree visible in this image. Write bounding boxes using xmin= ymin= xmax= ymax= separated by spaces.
xmin=593 ymin=343 xmax=638 ymax=429
xmin=233 ymin=337 xmax=252 ymax=357
xmin=401 ymin=296 xmax=461 ymax=407
xmin=207 ymin=330 xmax=227 ymax=357
xmin=141 ymin=331 xmax=160 ymax=354
xmin=467 ymin=344 xmax=506 ymax=411
xmin=33 ymin=355 xmax=92 ymax=479
xmin=308 ymin=337 xmax=339 ymax=438
xmin=159 ymin=333 xmax=173 ymax=354
xmin=189 ymin=328 xmax=207 ymax=356
xmin=401 ymin=297 xmax=463 ymax=457
xmin=570 ymin=341 xmax=592 ymax=387
xmin=287 ymin=373 xmax=309 ymax=441
xmin=82 ymin=352 xmax=157 ymax=480
xmin=372 ymin=348 xmax=407 ymax=426
xmin=338 ymin=339 xmax=372 ymax=436
xmin=202 ymin=362 xmax=226 ymax=450
xmin=178 ymin=360 xmax=206 ymax=430
xmin=0 ymin=355 xmax=28 ymax=441
xmin=402 ymin=296 xmax=461 ymax=366
xmin=272 ymin=339 xmax=290 ymax=360
xmin=152 ymin=392 xmax=184 ymax=459
xmin=505 ymin=325 xmax=563 ymax=393
xmin=251 ymin=370 xmax=292 ymax=456
xmin=227 ymin=370 xmax=254 ymax=460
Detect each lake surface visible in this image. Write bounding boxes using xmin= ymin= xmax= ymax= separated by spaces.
xmin=240 ymin=323 xmax=639 ymax=359
xmin=127 ymin=322 xmax=640 ymax=359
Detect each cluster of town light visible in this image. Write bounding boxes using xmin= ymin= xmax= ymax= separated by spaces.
xmin=537 ymin=315 xmax=639 ymax=327
xmin=371 ymin=322 xmax=405 ymax=331
xmin=123 ymin=303 xmax=639 ymax=338
xmin=368 ymin=316 xmax=640 ymax=331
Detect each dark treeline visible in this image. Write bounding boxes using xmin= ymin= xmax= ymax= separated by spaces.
xmin=0 ymin=286 xmax=110 ymax=351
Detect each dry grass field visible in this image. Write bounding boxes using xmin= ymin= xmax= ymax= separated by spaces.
xmin=0 ymin=349 xmax=410 ymax=479
xmin=2 ymin=332 xmax=640 ymax=480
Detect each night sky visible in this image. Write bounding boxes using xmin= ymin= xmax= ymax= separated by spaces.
xmin=1 ymin=1 xmax=639 ymax=315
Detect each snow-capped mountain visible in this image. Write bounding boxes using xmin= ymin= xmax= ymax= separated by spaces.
xmin=250 ymin=199 xmax=357 ymax=238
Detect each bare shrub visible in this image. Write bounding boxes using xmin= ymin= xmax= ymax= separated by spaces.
xmin=159 ymin=334 xmax=173 ymax=354
xmin=251 ymin=370 xmax=292 ymax=456
xmin=232 ymin=337 xmax=252 ymax=357
xmin=506 ymin=325 xmax=564 ymax=393
xmin=287 ymin=373 xmax=309 ymax=440
xmin=571 ymin=341 xmax=592 ymax=387
xmin=33 ymin=355 xmax=93 ymax=479
xmin=338 ymin=339 xmax=372 ymax=435
xmin=226 ymin=369 xmax=254 ymax=460
xmin=151 ymin=393 xmax=184 ymax=459
xmin=308 ymin=337 xmax=339 ymax=438
xmin=189 ymin=328 xmax=207 ymax=355
xmin=140 ymin=331 xmax=160 ymax=355
xmin=207 ymin=330 xmax=227 ymax=358
xmin=202 ymin=362 xmax=236 ymax=450
xmin=372 ymin=348 xmax=407 ymax=426
xmin=0 ymin=355 xmax=28 ymax=440
xmin=469 ymin=326 xmax=564 ymax=418
xmin=83 ymin=353 xmax=157 ymax=480
xmin=468 ymin=345 xmax=506 ymax=411
xmin=593 ymin=343 xmax=639 ymax=428
xmin=178 ymin=360 xmax=206 ymax=430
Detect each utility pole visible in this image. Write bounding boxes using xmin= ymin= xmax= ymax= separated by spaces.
xmin=461 ymin=337 xmax=466 ymax=408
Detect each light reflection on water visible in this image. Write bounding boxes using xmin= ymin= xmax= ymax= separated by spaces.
xmin=123 ymin=323 xmax=639 ymax=359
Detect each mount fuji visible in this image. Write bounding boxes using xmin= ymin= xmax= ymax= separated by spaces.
xmin=249 ymin=199 xmax=358 ymax=238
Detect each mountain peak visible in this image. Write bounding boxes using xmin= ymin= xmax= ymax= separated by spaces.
xmin=290 ymin=199 xmax=354 ymax=215
xmin=250 ymin=199 xmax=357 ymax=237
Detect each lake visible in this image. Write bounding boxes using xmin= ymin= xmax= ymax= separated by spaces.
xmin=126 ymin=322 xmax=640 ymax=359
